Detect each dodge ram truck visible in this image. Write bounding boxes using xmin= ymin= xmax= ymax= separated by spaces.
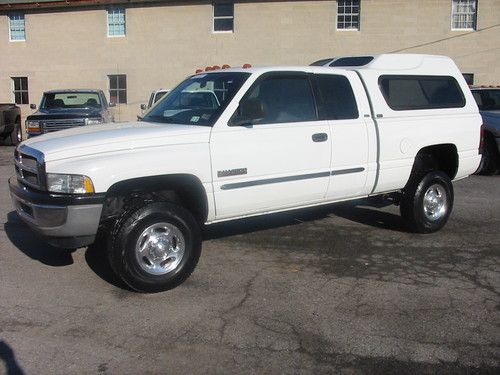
xmin=9 ymin=54 xmax=482 ymax=292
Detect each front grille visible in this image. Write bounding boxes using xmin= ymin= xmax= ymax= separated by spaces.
xmin=15 ymin=147 xmax=45 ymax=190
xmin=42 ymin=118 xmax=86 ymax=133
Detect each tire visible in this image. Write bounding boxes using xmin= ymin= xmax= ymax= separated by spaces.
xmin=478 ymin=136 xmax=499 ymax=175
xmin=400 ymin=171 xmax=454 ymax=233
xmin=108 ymin=202 xmax=201 ymax=293
xmin=10 ymin=121 xmax=22 ymax=146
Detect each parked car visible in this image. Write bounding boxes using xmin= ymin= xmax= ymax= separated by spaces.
xmin=26 ymin=89 xmax=115 ymax=137
xmin=10 ymin=54 xmax=481 ymax=292
xmin=0 ymin=103 xmax=22 ymax=145
xmin=471 ymin=87 xmax=500 ymax=175
xmin=140 ymin=89 xmax=170 ymax=111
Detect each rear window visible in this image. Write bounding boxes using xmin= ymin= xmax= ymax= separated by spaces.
xmin=379 ymin=75 xmax=465 ymax=111
xmin=329 ymin=56 xmax=374 ymax=67
xmin=314 ymin=74 xmax=359 ymax=120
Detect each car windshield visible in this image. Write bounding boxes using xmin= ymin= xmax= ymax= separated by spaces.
xmin=143 ymin=72 xmax=251 ymax=126
xmin=40 ymin=92 xmax=101 ymax=110
xmin=472 ymin=89 xmax=500 ymax=111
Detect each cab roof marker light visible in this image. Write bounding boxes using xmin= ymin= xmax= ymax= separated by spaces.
xmin=222 ymin=64 xmax=231 ymax=69
xmin=212 ymin=65 xmax=221 ymax=70
xmin=195 ymin=69 xmax=203 ymax=74
xmin=242 ymin=63 xmax=252 ymax=69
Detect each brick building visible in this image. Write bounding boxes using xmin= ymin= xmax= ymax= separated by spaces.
xmin=0 ymin=0 xmax=499 ymax=122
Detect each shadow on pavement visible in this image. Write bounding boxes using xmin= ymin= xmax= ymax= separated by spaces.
xmin=84 ymin=231 xmax=132 ymax=291
xmin=4 ymin=211 xmax=75 ymax=266
xmin=204 ymin=198 xmax=405 ymax=240
xmin=0 ymin=340 xmax=25 ymax=375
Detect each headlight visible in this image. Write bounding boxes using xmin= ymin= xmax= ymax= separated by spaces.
xmin=26 ymin=120 xmax=40 ymax=132
xmin=85 ymin=118 xmax=103 ymax=125
xmin=46 ymin=173 xmax=95 ymax=194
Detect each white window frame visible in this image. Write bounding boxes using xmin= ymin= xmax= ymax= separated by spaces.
xmin=336 ymin=0 xmax=361 ymax=31
xmin=451 ymin=0 xmax=478 ymax=31
xmin=213 ymin=3 xmax=234 ymax=34
xmin=11 ymin=77 xmax=29 ymax=104
xmin=9 ymin=13 xmax=26 ymax=42
xmin=107 ymin=7 xmax=126 ymax=37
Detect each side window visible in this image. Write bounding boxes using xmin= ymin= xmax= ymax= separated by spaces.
xmin=379 ymin=75 xmax=466 ymax=110
xmin=244 ymin=74 xmax=316 ymax=124
xmin=315 ymin=74 xmax=359 ymax=120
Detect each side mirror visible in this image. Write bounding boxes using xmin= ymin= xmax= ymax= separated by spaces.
xmin=30 ymin=104 xmax=36 ymax=110
xmin=109 ymin=102 xmax=116 ymax=107
xmin=229 ymin=98 xmax=265 ymax=127
xmin=140 ymin=103 xmax=147 ymax=111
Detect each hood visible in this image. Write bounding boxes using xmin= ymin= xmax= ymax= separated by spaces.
xmin=480 ymin=110 xmax=500 ymax=117
xmin=27 ymin=108 xmax=102 ymax=119
xmin=22 ymin=121 xmax=211 ymax=162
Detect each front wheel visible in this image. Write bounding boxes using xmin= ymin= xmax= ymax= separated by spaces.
xmin=108 ymin=202 xmax=201 ymax=293
xmin=400 ymin=171 xmax=454 ymax=233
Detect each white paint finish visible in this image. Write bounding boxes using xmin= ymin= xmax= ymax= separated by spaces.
xmin=210 ymin=120 xmax=331 ymax=219
xmin=15 ymin=54 xmax=482 ymax=227
xmin=23 ymin=121 xmax=211 ymax=163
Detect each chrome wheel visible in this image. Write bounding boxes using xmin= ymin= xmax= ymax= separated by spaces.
xmin=423 ymin=184 xmax=447 ymax=221
xmin=135 ymin=222 xmax=185 ymax=275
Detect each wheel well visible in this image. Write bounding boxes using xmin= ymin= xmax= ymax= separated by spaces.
xmin=410 ymin=144 xmax=459 ymax=180
xmin=101 ymin=174 xmax=208 ymax=224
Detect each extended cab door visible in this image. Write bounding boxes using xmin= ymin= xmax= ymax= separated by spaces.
xmin=312 ymin=71 xmax=376 ymax=200
xmin=210 ymin=72 xmax=331 ymax=220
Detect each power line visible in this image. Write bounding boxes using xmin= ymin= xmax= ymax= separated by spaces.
xmin=389 ymin=23 xmax=500 ymax=53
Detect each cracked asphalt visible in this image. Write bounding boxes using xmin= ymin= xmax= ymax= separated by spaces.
xmin=0 ymin=145 xmax=499 ymax=374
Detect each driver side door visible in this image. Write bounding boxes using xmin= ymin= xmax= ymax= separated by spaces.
xmin=210 ymin=72 xmax=332 ymax=220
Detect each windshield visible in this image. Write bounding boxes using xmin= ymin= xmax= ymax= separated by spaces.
xmin=40 ymin=92 xmax=102 ymax=110
xmin=143 ymin=72 xmax=250 ymax=126
xmin=473 ymin=89 xmax=500 ymax=111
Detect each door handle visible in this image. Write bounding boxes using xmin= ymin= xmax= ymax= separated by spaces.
xmin=312 ymin=133 xmax=328 ymax=142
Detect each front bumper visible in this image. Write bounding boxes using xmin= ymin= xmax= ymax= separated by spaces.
xmin=9 ymin=176 xmax=105 ymax=248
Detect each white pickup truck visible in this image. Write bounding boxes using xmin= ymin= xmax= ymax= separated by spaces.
xmin=10 ymin=54 xmax=481 ymax=292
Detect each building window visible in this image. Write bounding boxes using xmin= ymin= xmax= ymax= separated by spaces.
xmin=108 ymin=74 xmax=127 ymax=104
xmin=213 ymin=3 xmax=234 ymax=32
xmin=9 ymin=13 xmax=26 ymax=41
xmin=108 ymin=7 xmax=126 ymax=36
xmin=451 ymin=0 xmax=477 ymax=30
xmin=11 ymin=77 xmax=29 ymax=104
xmin=337 ymin=0 xmax=360 ymax=30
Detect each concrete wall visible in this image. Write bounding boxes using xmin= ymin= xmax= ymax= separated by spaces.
xmin=0 ymin=0 xmax=499 ymax=124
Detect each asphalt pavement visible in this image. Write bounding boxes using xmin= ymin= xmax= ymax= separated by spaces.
xmin=0 ymin=145 xmax=498 ymax=374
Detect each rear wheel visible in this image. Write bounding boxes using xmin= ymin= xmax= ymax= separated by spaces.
xmin=108 ymin=202 xmax=201 ymax=293
xmin=400 ymin=171 xmax=454 ymax=233
xmin=479 ymin=136 xmax=499 ymax=175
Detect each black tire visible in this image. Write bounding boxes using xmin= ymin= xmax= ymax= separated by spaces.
xmin=10 ymin=121 xmax=22 ymax=146
xmin=400 ymin=171 xmax=454 ymax=233
xmin=108 ymin=202 xmax=201 ymax=293
xmin=478 ymin=136 xmax=499 ymax=175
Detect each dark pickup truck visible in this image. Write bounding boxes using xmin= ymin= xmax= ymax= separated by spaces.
xmin=0 ymin=103 xmax=22 ymax=146
xmin=26 ymin=89 xmax=115 ymax=137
